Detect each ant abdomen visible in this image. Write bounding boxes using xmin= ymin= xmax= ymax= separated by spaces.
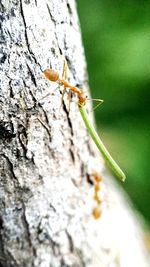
xmin=43 ymin=69 xmax=59 ymax=82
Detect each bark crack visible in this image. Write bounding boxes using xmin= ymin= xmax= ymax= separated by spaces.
xmin=46 ymin=3 xmax=64 ymax=56
xmin=26 ymin=63 xmax=37 ymax=87
xmin=19 ymin=0 xmax=42 ymax=71
xmin=1 ymin=154 xmax=18 ymax=181
xmin=62 ymin=102 xmax=74 ymax=136
xmin=21 ymin=202 xmax=36 ymax=258
xmin=46 ymin=3 xmax=57 ymax=24
xmin=27 ymin=89 xmax=52 ymax=143
xmin=18 ymin=122 xmax=29 ymax=159
xmin=62 ymin=101 xmax=76 ymax=163
xmin=65 ymin=230 xmax=74 ymax=253
xmin=19 ymin=0 xmax=30 ymax=52
xmin=37 ymin=117 xmax=52 ymax=143
xmin=6 ymin=250 xmax=20 ymax=267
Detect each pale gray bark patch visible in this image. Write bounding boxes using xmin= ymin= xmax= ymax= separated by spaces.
xmin=0 ymin=0 xmax=149 ymax=267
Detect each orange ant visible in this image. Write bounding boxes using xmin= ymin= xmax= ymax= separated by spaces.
xmin=91 ymin=171 xmax=102 ymax=219
xmin=42 ymin=60 xmax=126 ymax=182
xmin=43 ymin=60 xmax=103 ymax=109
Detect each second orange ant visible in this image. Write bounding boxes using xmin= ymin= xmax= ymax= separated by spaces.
xmin=91 ymin=171 xmax=102 ymax=219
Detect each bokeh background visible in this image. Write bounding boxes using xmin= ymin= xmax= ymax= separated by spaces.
xmin=77 ymin=0 xmax=150 ymax=224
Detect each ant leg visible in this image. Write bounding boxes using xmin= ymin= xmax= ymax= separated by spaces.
xmin=39 ymin=92 xmax=51 ymax=102
xmin=59 ymin=59 xmax=68 ymax=110
xmin=60 ymin=59 xmax=67 ymax=105
xmin=62 ymin=58 xmax=67 ymax=80
xmin=38 ymin=86 xmax=60 ymax=102
xmin=68 ymin=90 xmax=72 ymax=113
xmin=62 ymin=58 xmax=72 ymax=112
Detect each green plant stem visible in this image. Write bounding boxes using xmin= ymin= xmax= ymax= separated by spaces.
xmin=78 ymin=103 xmax=126 ymax=182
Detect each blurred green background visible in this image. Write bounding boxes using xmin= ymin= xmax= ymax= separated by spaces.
xmin=77 ymin=0 xmax=150 ymax=224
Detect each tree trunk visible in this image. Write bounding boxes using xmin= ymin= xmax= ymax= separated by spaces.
xmin=0 ymin=1 xmax=149 ymax=266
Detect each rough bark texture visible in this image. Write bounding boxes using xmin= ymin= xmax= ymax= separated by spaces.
xmin=0 ymin=0 xmax=149 ymax=267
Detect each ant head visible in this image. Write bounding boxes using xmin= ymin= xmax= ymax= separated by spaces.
xmin=78 ymin=89 xmax=86 ymax=104
xmin=92 ymin=171 xmax=102 ymax=183
xmin=43 ymin=69 xmax=59 ymax=82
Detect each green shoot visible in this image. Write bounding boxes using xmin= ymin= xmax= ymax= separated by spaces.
xmin=78 ymin=103 xmax=126 ymax=182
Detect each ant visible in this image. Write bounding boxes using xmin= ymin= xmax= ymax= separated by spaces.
xmin=91 ymin=171 xmax=102 ymax=219
xmin=42 ymin=59 xmax=126 ymax=182
xmin=43 ymin=60 xmax=103 ymax=109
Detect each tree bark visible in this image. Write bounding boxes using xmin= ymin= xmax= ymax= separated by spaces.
xmin=0 ymin=0 xmax=149 ymax=266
